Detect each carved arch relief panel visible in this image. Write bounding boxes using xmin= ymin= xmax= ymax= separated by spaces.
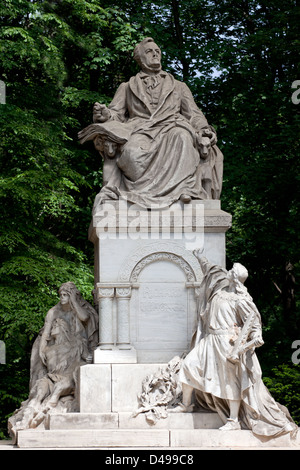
xmin=118 ymin=243 xmax=202 ymax=363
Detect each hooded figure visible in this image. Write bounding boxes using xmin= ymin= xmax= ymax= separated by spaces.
xmin=175 ymin=253 xmax=297 ymax=440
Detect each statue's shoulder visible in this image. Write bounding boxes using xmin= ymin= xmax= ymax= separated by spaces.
xmin=44 ymin=304 xmax=59 ymax=321
xmin=216 ymin=290 xmax=239 ymax=302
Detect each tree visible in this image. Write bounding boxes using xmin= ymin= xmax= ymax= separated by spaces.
xmin=106 ymin=0 xmax=300 ymax=366
xmin=0 ymin=0 xmax=143 ymax=437
xmin=0 ymin=0 xmax=299 ymax=436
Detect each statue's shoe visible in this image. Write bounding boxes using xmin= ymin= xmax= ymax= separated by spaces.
xmin=219 ymin=419 xmax=241 ymax=431
xmin=180 ymin=194 xmax=192 ymax=203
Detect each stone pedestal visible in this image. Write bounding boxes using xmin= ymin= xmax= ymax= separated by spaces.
xmin=89 ymin=199 xmax=231 ymax=364
xmin=14 ymin=199 xmax=300 ymax=449
xmin=79 ymin=363 xmax=170 ymax=413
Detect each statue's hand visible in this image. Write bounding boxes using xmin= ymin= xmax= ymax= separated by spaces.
xmin=193 ymin=249 xmax=205 ymax=260
xmin=227 ymin=353 xmax=239 ymax=364
xmin=93 ymin=103 xmax=111 ymax=123
xmin=69 ymin=289 xmax=79 ymax=311
xmin=199 ymin=128 xmax=217 ymax=146
xmin=251 ymin=334 xmax=264 ymax=349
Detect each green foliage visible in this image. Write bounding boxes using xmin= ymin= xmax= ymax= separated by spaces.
xmin=0 ymin=0 xmax=299 ymax=437
xmin=263 ymin=364 xmax=300 ymax=425
xmin=0 ymin=0 xmax=144 ymax=438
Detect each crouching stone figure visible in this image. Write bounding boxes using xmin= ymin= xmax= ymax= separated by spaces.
xmin=8 ymin=282 xmax=98 ymax=442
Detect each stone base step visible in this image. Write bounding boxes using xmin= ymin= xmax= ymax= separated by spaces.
xmin=170 ymin=429 xmax=299 ymax=448
xmin=48 ymin=411 xmax=223 ymax=430
xmin=17 ymin=429 xmax=169 ymax=448
xmin=17 ymin=428 xmax=299 ymax=449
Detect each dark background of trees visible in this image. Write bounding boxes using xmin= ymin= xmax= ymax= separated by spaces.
xmin=0 ymin=0 xmax=299 ymax=437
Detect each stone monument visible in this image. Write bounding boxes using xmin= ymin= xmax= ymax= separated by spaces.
xmin=11 ymin=38 xmax=298 ymax=448
xmin=78 ymin=37 xmax=230 ymax=366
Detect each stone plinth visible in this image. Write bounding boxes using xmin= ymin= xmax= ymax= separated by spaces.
xmin=79 ymin=363 xmax=167 ymax=413
xmin=16 ymin=362 xmax=299 ymax=450
xmin=17 ymin=426 xmax=299 ymax=449
xmin=89 ymin=200 xmax=231 ymax=364
xmin=48 ymin=411 xmax=223 ymax=430
xmin=17 ymin=429 xmax=170 ymax=448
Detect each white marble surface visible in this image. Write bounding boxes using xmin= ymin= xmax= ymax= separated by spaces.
xmin=89 ymin=201 xmax=231 ymax=363
xmin=79 ymin=363 xmax=164 ymax=413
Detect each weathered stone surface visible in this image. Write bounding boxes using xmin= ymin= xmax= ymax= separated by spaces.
xmin=8 ymin=283 xmax=98 ymax=443
xmin=79 ymin=364 xmax=111 ymax=413
xmin=17 ymin=429 xmax=170 ymax=448
xmin=170 ymin=429 xmax=298 ymax=448
xmin=79 ymin=363 xmax=164 ymax=413
xmin=47 ymin=411 xmax=223 ymax=430
xmin=89 ymin=201 xmax=231 ymax=364
xmin=49 ymin=413 xmax=118 ymax=430
xmin=16 ymin=427 xmax=300 ymax=448
xmin=79 ymin=38 xmax=223 ymax=212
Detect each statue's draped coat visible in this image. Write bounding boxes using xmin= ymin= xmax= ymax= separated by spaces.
xmin=89 ymin=72 xmax=223 ymax=209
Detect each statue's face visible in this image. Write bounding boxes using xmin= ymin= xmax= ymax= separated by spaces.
xmin=140 ymin=41 xmax=161 ymax=70
xmin=51 ymin=319 xmax=61 ymax=336
xmin=60 ymin=290 xmax=70 ymax=305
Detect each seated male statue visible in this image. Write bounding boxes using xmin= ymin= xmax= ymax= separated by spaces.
xmin=79 ymin=37 xmax=223 ymax=212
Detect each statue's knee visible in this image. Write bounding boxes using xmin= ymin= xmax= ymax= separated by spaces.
xmin=170 ymin=127 xmax=192 ymax=142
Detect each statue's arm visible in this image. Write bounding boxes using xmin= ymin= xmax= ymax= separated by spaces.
xmin=179 ymin=82 xmax=209 ymax=131
xmin=180 ymin=83 xmax=218 ymax=149
xmin=107 ymin=82 xmax=129 ymax=122
xmin=39 ymin=307 xmax=55 ymax=365
xmin=68 ymin=289 xmax=93 ymax=324
xmin=237 ymin=300 xmax=264 ymax=346
xmin=93 ymin=82 xmax=128 ymax=124
xmin=193 ymin=251 xmax=214 ymax=274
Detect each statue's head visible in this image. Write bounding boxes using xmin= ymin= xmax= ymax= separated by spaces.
xmin=133 ymin=37 xmax=162 ymax=73
xmin=228 ymin=263 xmax=248 ymax=284
xmin=50 ymin=318 xmax=69 ymax=339
xmin=58 ymin=282 xmax=79 ymax=306
xmin=226 ymin=262 xmax=250 ymax=298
